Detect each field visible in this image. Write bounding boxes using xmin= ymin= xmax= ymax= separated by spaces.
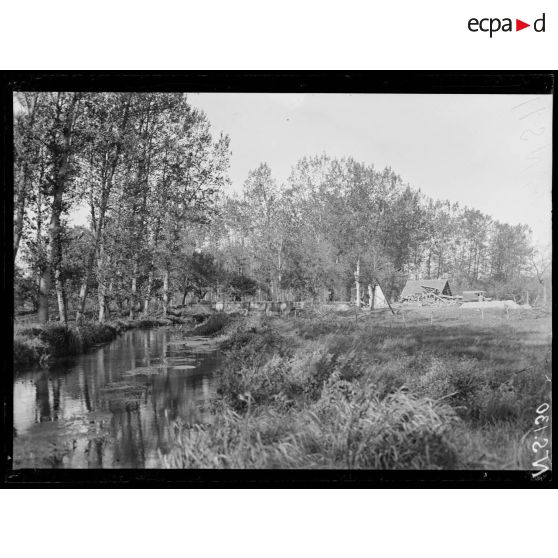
xmin=161 ymin=306 xmax=552 ymax=470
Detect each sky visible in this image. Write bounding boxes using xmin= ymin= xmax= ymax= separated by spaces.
xmin=185 ymin=93 xmax=552 ymax=248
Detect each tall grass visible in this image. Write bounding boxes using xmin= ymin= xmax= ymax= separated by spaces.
xmin=162 ymin=312 xmax=552 ymax=469
xmin=162 ymin=383 xmax=460 ymax=469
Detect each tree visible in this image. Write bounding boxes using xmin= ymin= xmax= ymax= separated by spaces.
xmin=23 ymin=92 xmax=86 ymax=323
xmin=239 ymin=164 xmax=290 ymax=300
xmin=13 ymin=93 xmax=43 ymax=262
xmin=530 ymin=245 xmax=552 ymax=306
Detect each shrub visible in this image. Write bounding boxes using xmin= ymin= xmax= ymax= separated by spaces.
xmin=192 ymin=313 xmax=230 ymax=336
xmin=14 ymin=321 xmax=122 ymax=367
xmin=13 ymin=335 xmax=49 ymax=366
xmin=38 ymin=323 xmax=72 ymax=356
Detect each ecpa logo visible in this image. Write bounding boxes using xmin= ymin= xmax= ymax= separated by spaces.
xmin=468 ymin=13 xmax=546 ymax=37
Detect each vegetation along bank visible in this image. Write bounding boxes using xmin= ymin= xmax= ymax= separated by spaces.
xmin=160 ymin=310 xmax=552 ymax=470
xmin=13 ymin=309 xmax=235 ymax=368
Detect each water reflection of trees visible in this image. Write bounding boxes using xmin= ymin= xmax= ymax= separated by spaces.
xmin=35 ymin=371 xmax=51 ymax=422
xmin=15 ymin=328 xmax=220 ymax=468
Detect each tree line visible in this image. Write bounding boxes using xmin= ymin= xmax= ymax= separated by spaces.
xmin=206 ymin=157 xmax=547 ymax=306
xmin=14 ymin=93 xmax=550 ymax=322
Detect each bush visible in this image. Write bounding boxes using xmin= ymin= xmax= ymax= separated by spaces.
xmin=192 ymin=313 xmax=230 ymax=336
xmin=14 ymin=320 xmax=123 ymax=367
xmin=38 ymin=323 xmax=72 ymax=356
xmin=13 ymin=335 xmax=49 ymax=366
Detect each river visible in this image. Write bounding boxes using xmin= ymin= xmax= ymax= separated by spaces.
xmin=12 ymin=327 xmax=222 ymax=469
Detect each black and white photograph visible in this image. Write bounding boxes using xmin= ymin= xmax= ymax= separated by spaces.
xmin=4 ymin=73 xmax=553 ymax=483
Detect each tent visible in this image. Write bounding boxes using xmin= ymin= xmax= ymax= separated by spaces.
xmin=369 ymin=283 xmax=389 ymax=309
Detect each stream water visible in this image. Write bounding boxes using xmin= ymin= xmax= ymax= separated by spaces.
xmin=12 ymin=327 xmax=222 ymax=469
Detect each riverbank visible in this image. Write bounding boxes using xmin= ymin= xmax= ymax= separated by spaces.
xmin=12 ymin=309 xmax=241 ymax=369
xmin=161 ymin=311 xmax=552 ymax=469
xmin=13 ymin=316 xmax=185 ymax=368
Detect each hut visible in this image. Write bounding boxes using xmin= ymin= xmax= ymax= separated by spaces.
xmin=400 ymin=279 xmax=452 ymax=301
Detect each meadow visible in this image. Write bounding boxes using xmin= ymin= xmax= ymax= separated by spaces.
xmin=161 ymin=306 xmax=552 ymax=470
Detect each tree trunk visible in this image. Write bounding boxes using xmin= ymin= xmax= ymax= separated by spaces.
xmin=48 ymin=187 xmax=65 ymax=323
xmin=426 ymin=250 xmax=432 ymax=279
xmin=55 ymin=270 xmax=67 ymax=324
xmin=368 ymin=283 xmax=374 ymax=309
xmin=76 ymin=247 xmax=97 ymax=323
xmin=37 ymin=269 xmax=51 ymax=323
xmin=77 ymin=172 xmax=118 ymax=322
xmin=355 ymin=258 xmax=361 ymax=308
xmin=14 ymin=170 xmax=32 ymax=263
xmin=97 ymin=239 xmax=108 ymax=323
xmin=38 ymin=93 xmax=80 ymax=323
xmin=437 ymin=252 xmax=443 ymax=279
xmin=129 ymin=262 xmax=138 ymax=320
xmin=117 ymin=295 xmax=124 ymax=316
xmin=98 ymin=283 xmax=106 ymax=323
xmin=13 ymin=198 xmax=26 ymax=263
xmin=105 ymin=280 xmax=113 ymax=320
xmin=143 ymin=270 xmax=153 ymax=316
xmin=162 ymin=268 xmax=169 ymax=317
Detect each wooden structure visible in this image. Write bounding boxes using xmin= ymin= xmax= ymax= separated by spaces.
xmin=400 ymin=279 xmax=452 ymax=298
xmin=399 ymin=279 xmax=456 ymax=305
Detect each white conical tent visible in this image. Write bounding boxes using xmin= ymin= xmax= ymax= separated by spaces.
xmin=371 ymin=284 xmax=388 ymax=308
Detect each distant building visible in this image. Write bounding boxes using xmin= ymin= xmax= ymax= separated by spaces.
xmin=400 ymin=279 xmax=452 ymax=300
xmin=462 ymin=290 xmax=488 ymax=302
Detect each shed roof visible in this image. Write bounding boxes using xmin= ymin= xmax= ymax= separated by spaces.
xmin=400 ymin=279 xmax=452 ymax=298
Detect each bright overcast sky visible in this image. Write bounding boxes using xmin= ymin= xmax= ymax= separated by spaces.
xmin=188 ymin=93 xmax=552 ymax=248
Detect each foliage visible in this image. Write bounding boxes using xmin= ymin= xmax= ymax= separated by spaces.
xmin=14 ymin=265 xmax=38 ymax=310
xmin=206 ymin=156 xmax=540 ymax=304
xmin=14 ymin=92 xmax=231 ymax=323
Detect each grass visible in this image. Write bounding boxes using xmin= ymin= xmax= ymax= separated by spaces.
xmin=161 ymin=310 xmax=552 ymax=470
